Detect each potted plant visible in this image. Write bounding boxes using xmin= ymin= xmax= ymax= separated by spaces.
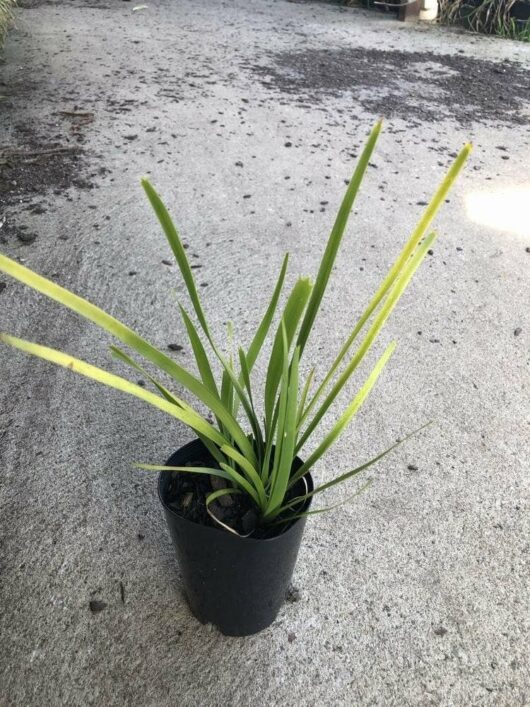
xmin=0 ymin=121 xmax=471 ymax=635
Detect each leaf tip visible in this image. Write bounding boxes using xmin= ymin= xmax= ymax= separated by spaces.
xmin=387 ymin=340 xmax=398 ymax=356
xmin=140 ymin=177 xmax=155 ymax=196
xmin=457 ymin=143 xmax=473 ymax=164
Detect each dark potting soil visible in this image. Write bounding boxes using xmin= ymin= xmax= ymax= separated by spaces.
xmin=164 ymin=456 xmax=309 ymax=539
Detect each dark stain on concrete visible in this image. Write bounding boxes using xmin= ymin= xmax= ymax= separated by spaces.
xmin=247 ymin=47 xmax=530 ymax=125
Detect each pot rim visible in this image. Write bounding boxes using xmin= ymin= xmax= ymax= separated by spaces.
xmin=157 ymin=439 xmax=313 ymax=544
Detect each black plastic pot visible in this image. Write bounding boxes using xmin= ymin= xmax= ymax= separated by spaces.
xmin=158 ymin=439 xmax=313 ymax=636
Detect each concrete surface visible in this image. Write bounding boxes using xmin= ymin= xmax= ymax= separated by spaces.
xmin=1 ymin=1 xmax=529 ymax=705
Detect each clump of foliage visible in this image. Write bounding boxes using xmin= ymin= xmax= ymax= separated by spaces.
xmin=439 ymin=0 xmax=530 ymax=41
xmin=0 ymin=122 xmax=471 ymax=532
xmin=0 ymin=0 xmax=16 ymax=45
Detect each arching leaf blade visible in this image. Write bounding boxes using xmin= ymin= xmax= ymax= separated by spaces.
xmin=0 ymin=253 xmax=252 ymax=460
xmin=0 ymin=333 xmax=232 ymax=450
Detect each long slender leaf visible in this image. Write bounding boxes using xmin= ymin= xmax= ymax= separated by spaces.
xmin=292 ymin=341 xmax=396 ymax=481
xmin=110 ymin=344 xmax=186 ymax=407
xmin=0 ymin=253 xmax=253 ymax=460
xmin=220 ymin=368 xmax=234 ymax=435
xmin=219 ymin=462 xmax=260 ymax=505
xmin=167 ymin=267 xmax=262 ymax=452
xmin=0 ymin=333 xmax=232 ymax=449
xmin=220 ymin=443 xmax=267 ymax=509
xmin=275 ymin=421 xmax=432 ymax=512
xmin=136 ymin=460 xmax=254 ymax=500
xmin=264 ymin=277 xmax=312 ymax=433
xmin=135 ymin=463 xmax=232 ymax=480
xmin=111 ymin=344 xmax=227 ymax=466
xmin=296 ymin=367 xmax=314 ymax=428
xmin=178 ymin=304 xmax=219 ymax=397
xmin=222 ymin=325 xmax=235 ymax=416
xmin=301 ymin=144 xmax=472 ymax=414
xmin=206 ymin=487 xmax=243 ymax=503
xmin=297 ymin=231 xmax=438 ymax=451
xmin=265 ymin=344 xmax=300 ymax=517
xmin=142 ymin=179 xmax=211 ymax=338
xmin=266 ymin=322 xmax=290 ymax=494
xmin=245 ymin=253 xmax=289 ymax=372
xmin=238 ymin=347 xmax=264 ymax=463
xmin=143 ymin=179 xmax=253 ymax=429
xmin=307 ymin=421 xmax=432 ymax=496
xmin=231 ymin=254 xmax=289 ymax=422
xmin=262 ymin=419 xmax=275 ymax=487
xmin=271 ymin=481 xmax=372 ymax=524
xmin=142 ymin=179 xmax=260 ymax=458
xmin=238 ymin=347 xmax=254 ymax=405
xmin=215 ymin=354 xmax=262 ymax=459
xmin=296 ymin=119 xmax=383 ymax=355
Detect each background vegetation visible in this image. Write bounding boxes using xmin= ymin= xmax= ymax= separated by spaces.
xmin=0 ymin=0 xmax=16 ymax=46
xmin=439 ymin=0 xmax=530 ymax=40
xmin=344 ymin=0 xmax=530 ymax=41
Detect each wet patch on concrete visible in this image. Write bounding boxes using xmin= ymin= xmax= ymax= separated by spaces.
xmin=0 ymin=124 xmax=87 ymax=202
xmin=0 ymin=110 xmax=102 ymax=245
xmin=0 ymin=120 xmax=97 ymax=228
xmin=247 ymin=47 xmax=530 ymax=125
